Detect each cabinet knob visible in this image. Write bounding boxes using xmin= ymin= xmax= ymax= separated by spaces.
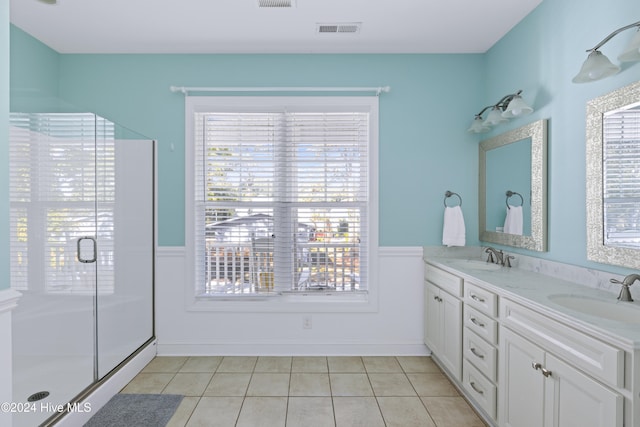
xmin=471 ymin=294 xmax=486 ymax=303
xmin=469 ymin=381 xmax=485 ymax=395
xmin=470 ymin=347 xmax=485 ymax=359
xmin=531 ymin=362 xmax=552 ymax=377
xmin=470 ymin=317 xmax=486 ymax=328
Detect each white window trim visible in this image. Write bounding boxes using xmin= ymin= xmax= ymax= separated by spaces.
xmin=184 ymin=96 xmax=379 ymax=313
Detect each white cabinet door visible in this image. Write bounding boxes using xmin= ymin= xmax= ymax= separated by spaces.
xmin=439 ymin=289 xmax=462 ymax=380
xmin=424 ymin=281 xmax=462 ymax=380
xmin=500 ymin=327 xmax=623 ymax=427
xmin=424 ymin=281 xmax=440 ymax=350
xmin=543 ymin=354 xmax=623 ymax=427
xmin=500 ymin=327 xmax=545 ymax=427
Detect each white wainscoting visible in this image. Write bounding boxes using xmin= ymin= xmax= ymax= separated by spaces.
xmin=0 ymin=289 xmax=22 ymax=427
xmin=156 ymin=246 xmax=427 ymax=356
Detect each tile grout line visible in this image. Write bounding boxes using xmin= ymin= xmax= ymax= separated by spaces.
xmin=129 ymin=355 xmax=486 ymax=427
xmin=284 ymin=356 xmax=293 ymax=427
xmin=181 ymin=396 xmax=201 ymax=427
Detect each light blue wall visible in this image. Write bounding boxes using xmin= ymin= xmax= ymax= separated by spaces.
xmin=8 ymin=0 xmax=640 ymax=273
xmin=0 ymin=0 xmax=8 ymax=291
xmin=9 ymin=25 xmax=60 ymax=112
xmin=51 ymin=52 xmax=483 ymax=247
xmin=481 ymin=0 xmax=640 ymax=272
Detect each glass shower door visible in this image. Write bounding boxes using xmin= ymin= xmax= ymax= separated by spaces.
xmin=10 ymin=113 xmax=99 ymax=427
xmin=95 ymin=119 xmax=155 ymax=378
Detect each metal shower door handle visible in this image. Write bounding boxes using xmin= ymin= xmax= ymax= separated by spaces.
xmin=77 ymin=236 xmax=97 ymax=263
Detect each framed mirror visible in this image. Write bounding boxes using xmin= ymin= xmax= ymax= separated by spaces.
xmin=587 ymin=80 xmax=640 ymax=269
xmin=479 ymin=119 xmax=548 ymax=251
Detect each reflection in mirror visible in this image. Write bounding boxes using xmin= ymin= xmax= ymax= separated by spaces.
xmin=587 ymin=80 xmax=640 ymax=268
xmin=485 ymin=137 xmax=532 ymax=236
xmin=479 ymin=119 xmax=548 ymax=251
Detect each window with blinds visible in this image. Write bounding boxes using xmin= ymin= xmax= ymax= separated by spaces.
xmin=189 ymin=97 xmax=376 ymax=297
xmin=603 ymin=107 xmax=640 ymax=248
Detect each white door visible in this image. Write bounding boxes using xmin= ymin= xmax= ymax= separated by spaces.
xmin=544 ymin=354 xmax=623 ymax=427
xmin=499 ymin=327 xmax=545 ymax=427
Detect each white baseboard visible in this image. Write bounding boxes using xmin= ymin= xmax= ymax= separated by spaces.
xmin=157 ymin=342 xmax=428 ymax=356
xmin=54 ymin=340 xmax=157 ymax=427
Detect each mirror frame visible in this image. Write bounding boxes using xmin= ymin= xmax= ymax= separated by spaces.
xmin=479 ymin=119 xmax=548 ymax=251
xmin=586 ymin=80 xmax=640 ymax=269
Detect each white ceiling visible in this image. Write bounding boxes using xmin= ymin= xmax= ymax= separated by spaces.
xmin=10 ymin=0 xmax=543 ymax=54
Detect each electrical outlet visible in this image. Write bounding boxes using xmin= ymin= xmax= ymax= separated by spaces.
xmin=303 ymin=315 xmax=312 ymax=329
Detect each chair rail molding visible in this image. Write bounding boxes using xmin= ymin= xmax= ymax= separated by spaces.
xmin=0 ymin=288 xmax=21 ymax=314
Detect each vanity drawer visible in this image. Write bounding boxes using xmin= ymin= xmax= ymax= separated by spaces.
xmin=462 ymin=359 xmax=497 ymax=420
xmin=425 ymin=263 xmax=463 ymax=297
xmin=501 ymin=298 xmax=624 ymax=388
xmin=464 ymin=305 xmax=498 ymax=345
xmin=464 ymin=281 xmax=498 ymax=317
xmin=463 ymin=328 xmax=497 ymax=382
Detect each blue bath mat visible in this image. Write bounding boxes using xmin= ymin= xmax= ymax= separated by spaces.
xmin=84 ymin=393 xmax=183 ymax=427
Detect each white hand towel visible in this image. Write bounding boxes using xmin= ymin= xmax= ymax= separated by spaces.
xmin=503 ymin=205 xmax=523 ymax=235
xmin=442 ymin=206 xmax=466 ymax=247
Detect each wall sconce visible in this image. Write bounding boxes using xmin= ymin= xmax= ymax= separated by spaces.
xmin=573 ymin=20 xmax=640 ymax=83
xmin=467 ymin=90 xmax=534 ymax=134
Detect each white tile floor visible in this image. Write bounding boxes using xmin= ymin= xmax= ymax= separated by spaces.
xmin=120 ymin=356 xmax=487 ymax=427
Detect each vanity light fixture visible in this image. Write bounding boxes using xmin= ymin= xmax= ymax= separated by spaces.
xmin=467 ymin=90 xmax=534 ymax=134
xmin=572 ymin=20 xmax=640 ymax=84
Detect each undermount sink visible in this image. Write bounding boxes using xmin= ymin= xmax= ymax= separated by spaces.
xmin=448 ymin=259 xmax=503 ymax=271
xmin=548 ymin=294 xmax=640 ymax=323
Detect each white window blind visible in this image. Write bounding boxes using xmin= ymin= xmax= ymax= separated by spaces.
xmin=603 ymin=108 xmax=640 ymax=248
xmin=192 ymin=100 xmax=373 ymax=296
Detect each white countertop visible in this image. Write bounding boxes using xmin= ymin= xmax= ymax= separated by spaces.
xmin=424 ymin=255 xmax=640 ymax=350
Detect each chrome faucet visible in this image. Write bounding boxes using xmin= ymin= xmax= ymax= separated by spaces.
xmin=610 ymin=274 xmax=640 ymax=302
xmin=485 ymin=247 xmax=504 ymax=265
xmin=485 ymin=247 xmax=514 ymax=267
xmin=504 ymin=254 xmax=515 ymax=268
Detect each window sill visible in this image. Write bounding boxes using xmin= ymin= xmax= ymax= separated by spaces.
xmin=188 ymin=290 xmax=374 ymax=313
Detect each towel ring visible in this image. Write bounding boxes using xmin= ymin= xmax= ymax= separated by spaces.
xmin=444 ymin=191 xmax=462 ymax=207
xmin=506 ymin=190 xmax=523 ymax=209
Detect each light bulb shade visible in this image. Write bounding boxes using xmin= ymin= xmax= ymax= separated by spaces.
xmin=618 ymin=29 xmax=640 ymax=62
xmin=484 ymin=107 xmax=508 ymax=126
xmin=467 ymin=116 xmax=490 ymax=133
xmin=501 ymin=95 xmax=533 ymax=118
xmin=572 ymin=50 xmax=620 ymax=83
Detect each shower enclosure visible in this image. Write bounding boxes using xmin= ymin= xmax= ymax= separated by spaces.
xmin=9 ymin=112 xmax=156 ymax=427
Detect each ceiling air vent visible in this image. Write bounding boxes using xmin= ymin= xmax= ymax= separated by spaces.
xmin=258 ymin=0 xmax=294 ymax=7
xmin=317 ymin=23 xmax=361 ymax=34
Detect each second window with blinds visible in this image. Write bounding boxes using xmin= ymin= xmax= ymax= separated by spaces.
xmin=603 ymin=107 xmax=640 ymax=248
xmin=186 ymin=96 xmax=378 ymax=303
